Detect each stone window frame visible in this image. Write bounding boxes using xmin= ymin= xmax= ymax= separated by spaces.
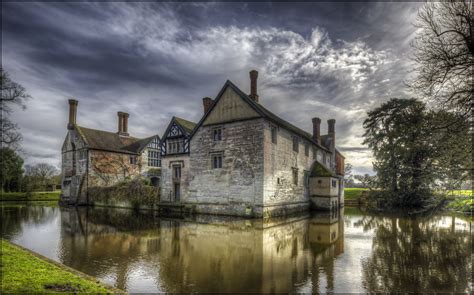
xmin=292 ymin=136 xmax=299 ymax=153
xmin=304 ymin=143 xmax=309 ymax=157
xmin=292 ymin=167 xmax=298 ymax=186
xmin=212 ymin=126 xmax=223 ymax=142
xmin=332 ymin=179 xmax=337 ymax=188
xmin=172 ymin=164 xmax=182 ymax=179
xmin=270 ymin=124 xmax=278 ymax=144
xmin=129 ymin=155 xmax=138 ymax=165
xmin=210 ymin=151 xmax=224 ymax=169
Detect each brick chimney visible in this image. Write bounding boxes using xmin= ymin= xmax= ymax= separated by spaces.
xmin=312 ymin=117 xmax=321 ymax=144
xmin=249 ymin=70 xmax=259 ymax=103
xmin=328 ymin=119 xmax=336 ymax=168
xmin=67 ymin=99 xmax=78 ymax=130
xmin=202 ymin=97 xmax=213 ymax=114
xmin=117 ymin=112 xmax=130 ymax=136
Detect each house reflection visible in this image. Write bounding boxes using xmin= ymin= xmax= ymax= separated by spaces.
xmin=58 ymin=207 xmax=344 ymax=293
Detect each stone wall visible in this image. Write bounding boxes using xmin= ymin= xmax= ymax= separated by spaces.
xmin=188 ymin=118 xmax=265 ymax=216
xmin=61 ymin=130 xmax=88 ymax=204
xmin=262 ymin=120 xmax=333 ymax=215
xmin=309 ymin=176 xmax=339 ymax=197
xmin=161 ymin=154 xmax=190 ymax=202
xmin=88 ymin=150 xmax=141 ymax=187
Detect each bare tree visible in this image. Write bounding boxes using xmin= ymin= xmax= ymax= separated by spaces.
xmin=1 ymin=68 xmax=31 ymax=149
xmin=24 ymin=163 xmax=59 ymax=190
xmin=410 ymin=1 xmax=473 ymax=117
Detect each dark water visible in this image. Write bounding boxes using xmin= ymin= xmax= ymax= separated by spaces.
xmin=1 ymin=203 xmax=472 ymax=293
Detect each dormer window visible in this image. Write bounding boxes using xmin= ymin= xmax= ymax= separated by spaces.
xmin=213 ymin=128 xmax=222 ymax=142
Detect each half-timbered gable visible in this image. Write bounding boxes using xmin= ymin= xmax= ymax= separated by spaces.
xmin=160 ymin=117 xmax=195 ymax=156
xmin=160 ymin=116 xmax=197 ymax=203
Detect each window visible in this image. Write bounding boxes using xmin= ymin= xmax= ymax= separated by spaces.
xmin=148 ymin=150 xmax=160 ymax=167
xmin=332 ymin=179 xmax=337 ymax=188
xmin=168 ymin=139 xmax=184 ymax=154
xmin=212 ymin=154 xmax=223 ymax=169
xmin=173 ymin=165 xmax=181 ymax=179
xmin=277 ymin=177 xmax=281 ymax=185
xmin=292 ymin=137 xmax=299 ymax=153
xmin=303 ymin=170 xmax=309 ymax=186
xmin=78 ymin=150 xmax=87 ymax=160
xmin=292 ymin=168 xmax=298 ymax=185
xmin=271 ymin=126 xmax=277 ymax=144
xmin=130 ymin=156 xmax=137 ymax=165
xmin=305 ymin=144 xmax=309 ymax=157
xmin=213 ymin=128 xmax=222 ymax=141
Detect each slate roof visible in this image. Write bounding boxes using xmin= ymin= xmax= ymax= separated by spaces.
xmin=174 ymin=116 xmax=197 ymax=134
xmin=191 ymin=80 xmax=331 ymax=152
xmin=75 ymin=125 xmax=159 ymax=155
xmin=310 ymin=161 xmax=335 ymax=177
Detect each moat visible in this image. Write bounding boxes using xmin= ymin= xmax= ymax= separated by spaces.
xmin=1 ymin=203 xmax=471 ymax=293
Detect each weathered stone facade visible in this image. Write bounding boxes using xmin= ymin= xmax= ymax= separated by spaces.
xmin=61 ymin=100 xmax=161 ymax=205
xmin=188 ymin=118 xmax=265 ymax=216
xmin=181 ymin=77 xmax=345 ymax=217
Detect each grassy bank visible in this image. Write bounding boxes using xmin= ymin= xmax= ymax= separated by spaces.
xmin=344 ymin=188 xmax=368 ymax=200
xmin=0 ymin=191 xmax=61 ymax=202
xmin=0 ymin=239 xmax=121 ymax=293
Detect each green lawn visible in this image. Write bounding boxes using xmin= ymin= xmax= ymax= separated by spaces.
xmin=0 ymin=191 xmax=61 ymax=202
xmin=445 ymin=190 xmax=473 ymax=197
xmin=344 ymin=188 xmax=368 ymax=200
xmin=0 ymin=240 xmax=121 ymax=293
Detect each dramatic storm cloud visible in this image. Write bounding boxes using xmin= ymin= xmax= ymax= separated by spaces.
xmin=3 ymin=2 xmax=422 ymax=174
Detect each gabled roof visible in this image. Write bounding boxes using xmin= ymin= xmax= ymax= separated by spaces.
xmin=174 ymin=116 xmax=197 ymax=134
xmin=74 ymin=125 xmax=159 ymax=155
xmin=161 ymin=116 xmax=197 ymax=141
xmin=190 ymin=80 xmax=330 ymax=152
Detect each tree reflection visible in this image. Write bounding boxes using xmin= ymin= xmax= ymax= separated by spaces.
xmin=1 ymin=204 xmax=58 ymax=239
xmin=360 ymin=214 xmax=471 ymax=292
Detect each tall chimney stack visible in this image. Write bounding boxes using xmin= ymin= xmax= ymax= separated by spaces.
xmin=117 ymin=112 xmax=129 ymax=136
xmin=312 ymin=117 xmax=321 ymax=144
xmin=68 ymin=99 xmax=78 ymax=130
xmin=202 ymin=97 xmax=213 ymax=114
xmin=122 ymin=112 xmax=129 ymax=135
xmin=328 ymin=119 xmax=336 ymax=169
xmin=117 ymin=112 xmax=130 ymax=136
xmin=249 ymin=70 xmax=259 ymax=103
xmin=117 ymin=112 xmax=124 ymax=134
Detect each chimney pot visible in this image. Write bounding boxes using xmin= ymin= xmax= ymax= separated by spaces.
xmin=249 ymin=70 xmax=259 ymax=103
xmin=67 ymin=99 xmax=78 ymax=129
xmin=202 ymin=97 xmax=213 ymax=114
xmin=312 ymin=117 xmax=321 ymax=144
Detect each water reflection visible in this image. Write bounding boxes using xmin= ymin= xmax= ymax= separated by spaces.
xmin=1 ymin=204 xmax=471 ymax=293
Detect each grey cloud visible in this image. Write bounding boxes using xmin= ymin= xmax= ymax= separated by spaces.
xmin=3 ymin=2 xmax=421 ymax=174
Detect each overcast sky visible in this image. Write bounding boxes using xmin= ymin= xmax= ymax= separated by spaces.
xmin=3 ymin=2 xmax=422 ymax=175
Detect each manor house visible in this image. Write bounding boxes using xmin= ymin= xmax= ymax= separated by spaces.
xmin=61 ymin=70 xmax=344 ymax=216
